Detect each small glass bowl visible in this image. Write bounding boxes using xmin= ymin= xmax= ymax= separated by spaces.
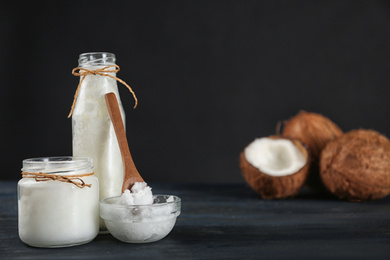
xmin=100 ymin=195 xmax=181 ymax=243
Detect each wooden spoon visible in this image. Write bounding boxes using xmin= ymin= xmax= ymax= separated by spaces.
xmin=105 ymin=92 xmax=144 ymax=193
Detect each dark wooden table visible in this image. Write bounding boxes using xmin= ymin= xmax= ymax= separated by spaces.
xmin=1 ymin=181 xmax=389 ymax=259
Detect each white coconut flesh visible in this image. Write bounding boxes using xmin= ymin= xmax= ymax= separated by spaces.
xmin=244 ymin=137 xmax=306 ymax=177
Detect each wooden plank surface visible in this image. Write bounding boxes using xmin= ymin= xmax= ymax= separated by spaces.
xmin=1 ymin=181 xmax=389 ymax=259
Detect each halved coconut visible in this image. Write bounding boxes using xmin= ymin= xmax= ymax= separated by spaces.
xmin=240 ymin=136 xmax=310 ymax=199
xmin=320 ymin=129 xmax=390 ymax=201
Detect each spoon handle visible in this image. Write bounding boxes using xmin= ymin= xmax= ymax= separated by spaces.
xmin=105 ymin=92 xmax=144 ymax=193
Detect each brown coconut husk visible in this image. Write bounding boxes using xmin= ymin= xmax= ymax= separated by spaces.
xmin=282 ymin=111 xmax=343 ymax=190
xmin=239 ymin=136 xmax=310 ymax=199
xmin=320 ymin=129 xmax=390 ymax=201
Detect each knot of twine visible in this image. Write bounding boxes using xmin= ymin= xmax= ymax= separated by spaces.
xmin=22 ymin=172 xmax=94 ymax=188
xmin=68 ymin=64 xmax=138 ymax=118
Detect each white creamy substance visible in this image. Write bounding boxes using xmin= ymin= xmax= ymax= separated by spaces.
xmin=18 ymin=177 xmax=99 ymax=247
xmin=72 ymin=65 xmax=125 ymax=229
xmin=118 ymin=182 xmax=154 ymax=205
xmin=101 ymin=182 xmax=178 ymax=243
xmin=245 ymin=138 xmax=306 ymax=176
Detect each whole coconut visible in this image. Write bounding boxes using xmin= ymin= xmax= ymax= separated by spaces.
xmin=320 ymin=129 xmax=390 ymax=201
xmin=282 ymin=111 xmax=343 ymax=190
xmin=240 ymin=136 xmax=310 ymax=199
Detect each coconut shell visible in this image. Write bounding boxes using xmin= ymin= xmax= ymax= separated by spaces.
xmin=320 ymin=129 xmax=390 ymax=201
xmin=282 ymin=111 xmax=343 ymax=190
xmin=240 ymin=136 xmax=310 ymax=199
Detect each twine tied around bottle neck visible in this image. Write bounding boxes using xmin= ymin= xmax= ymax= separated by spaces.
xmin=68 ymin=64 xmax=138 ymax=118
xmin=22 ymin=171 xmax=94 ymax=188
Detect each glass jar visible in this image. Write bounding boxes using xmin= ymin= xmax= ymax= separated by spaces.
xmin=71 ymin=52 xmax=126 ymax=231
xmin=18 ymin=157 xmax=99 ymax=248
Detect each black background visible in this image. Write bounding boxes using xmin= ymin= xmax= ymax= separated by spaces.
xmin=1 ymin=0 xmax=390 ymax=183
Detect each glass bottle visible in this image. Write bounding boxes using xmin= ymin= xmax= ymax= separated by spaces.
xmin=71 ymin=52 xmax=125 ymax=231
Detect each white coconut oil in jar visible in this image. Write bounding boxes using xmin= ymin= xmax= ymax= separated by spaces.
xmin=71 ymin=52 xmax=126 ymax=231
xmin=18 ymin=157 xmax=99 ymax=248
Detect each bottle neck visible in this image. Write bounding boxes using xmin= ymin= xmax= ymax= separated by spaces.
xmin=78 ymin=52 xmax=116 ymax=67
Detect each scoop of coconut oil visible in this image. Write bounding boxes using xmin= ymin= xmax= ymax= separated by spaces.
xmin=118 ymin=182 xmax=154 ymax=205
